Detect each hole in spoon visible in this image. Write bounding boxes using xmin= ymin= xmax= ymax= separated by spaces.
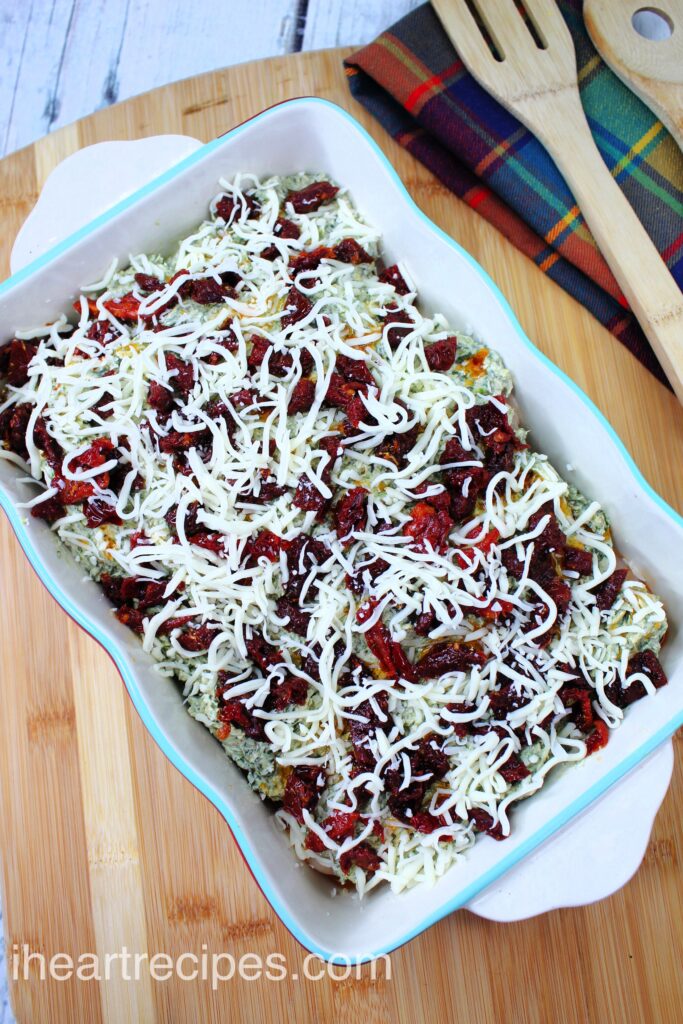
xmin=632 ymin=7 xmax=674 ymax=40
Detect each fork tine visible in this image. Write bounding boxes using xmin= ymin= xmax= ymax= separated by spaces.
xmin=475 ymin=0 xmax=544 ymax=58
xmin=520 ymin=0 xmax=576 ymax=54
xmin=431 ymin=0 xmax=504 ymax=70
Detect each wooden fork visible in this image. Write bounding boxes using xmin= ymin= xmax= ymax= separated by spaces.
xmin=431 ymin=0 xmax=683 ymax=402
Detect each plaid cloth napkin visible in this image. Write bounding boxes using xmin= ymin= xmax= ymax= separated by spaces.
xmin=344 ymin=0 xmax=683 ymax=386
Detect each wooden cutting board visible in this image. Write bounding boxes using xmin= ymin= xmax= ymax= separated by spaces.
xmin=1 ymin=48 xmax=682 ymax=1024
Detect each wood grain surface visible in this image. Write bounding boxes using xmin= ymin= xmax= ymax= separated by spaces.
xmin=0 ymin=48 xmax=682 ymax=1024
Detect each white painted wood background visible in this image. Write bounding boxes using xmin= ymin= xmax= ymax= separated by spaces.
xmin=0 ymin=0 xmax=423 ymax=157
xmin=0 ymin=1 xmax=420 ymax=1019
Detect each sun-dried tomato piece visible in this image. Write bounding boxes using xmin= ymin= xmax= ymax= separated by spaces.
xmin=499 ymin=755 xmax=531 ymax=784
xmin=52 ymin=474 xmax=92 ymax=503
xmin=216 ymin=688 xmax=267 ymax=741
xmin=334 ymin=487 xmax=368 ymax=544
xmin=156 ymin=614 xmax=194 ymax=636
xmin=283 ymin=765 xmax=325 ymax=823
xmin=101 ymin=293 xmax=140 ymax=321
xmin=335 ymin=353 xmax=376 ymax=387
xmin=382 ymin=308 xmax=414 ymax=349
xmin=247 ymin=336 xmax=273 ymax=373
xmin=165 ymin=500 xmax=201 ymax=536
xmin=333 ymin=238 xmax=372 ymax=264
xmin=281 ymin=286 xmax=312 ymax=329
xmin=585 ymin=720 xmax=609 ymax=755
xmin=165 ymin=352 xmax=196 ymax=395
xmin=348 ymin=692 xmax=390 ymax=768
xmin=0 ymin=403 xmax=32 ymax=460
xmin=246 ymin=529 xmax=286 ymax=564
xmin=128 ymin=578 xmax=167 ymax=610
xmin=468 ymin=808 xmax=505 ymax=840
xmin=544 ymin=575 xmax=572 ymax=617
xmin=563 ymin=546 xmax=594 ymax=576
xmin=115 ymin=605 xmax=145 ymax=634
xmin=604 ymin=650 xmax=667 ymax=708
xmin=289 ymin=246 xmax=335 ymax=275
xmin=203 ymin=399 xmax=236 ymax=432
xmin=339 ymin=842 xmax=381 ymax=875
xmin=440 ymin=435 xmax=470 ymax=465
xmin=148 ymin=380 xmax=174 ymax=412
xmin=443 ymin=465 xmax=488 ymax=522
xmin=134 ymin=273 xmax=164 ymax=294
xmin=158 ymin=427 xmax=210 ymax=454
xmin=215 ymin=192 xmax=260 ymax=222
xmin=284 ymin=533 xmax=331 ymax=597
xmin=249 ymin=336 xmax=298 ymax=376
xmin=629 ymin=649 xmax=668 ymax=689
xmin=440 ymin=702 xmax=473 ymax=739
xmin=270 ymin=674 xmax=309 ymax=711
xmin=85 ymin=319 xmax=121 ymax=345
xmin=287 ymin=377 xmax=316 ymax=415
xmin=30 ymin=494 xmax=66 ymax=523
xmin=345 ymin=555 xmax=389 ymax=597
xmin=262 ymin=220 xmax=302 ymax=260
xmin=466 ymin=400 xmax=523 ymax=478
xmin=274 ymin=215 xmax=300 ymax=240
xmin=2 ymin=339 xmax=38 ymax=386
xmin=201 ymin=324 xmax=239 ymax=365
xmin=293 ymin=475 xmax=328 ymax=514
xmin=425 ymin=337 xmax=457 ymax=372
xmin=560 ymin=685 xmax=595 ymax=732
xmin=99 ymin=573 xmax=124 ymax=604
xmin=321 ymin=811 xmax=358 ymax=842
xmin=180 ymin=277 xmax=228 ymax=306
xmin=355 ymin=597 xmax=378 ymax=626
xmin=110 ymin=576 xmax=162 ymax=608
xmin=378 ymin=264 xmax=410 ymax=295
xmin=83 ymin=497 xmax=121 ymax=528
xmin=404 ymin=501 xmax=454 ymax=554
xmin=188 ymin=531 xmax=226 ymax=556
xmin=275 ymin=596 xmax=310 ymax=637
xmin=384 ymin=739 xmax=449 ymax=821
xmin=324 ymin=372 xmax=356 ymax=412
xmin=230 ymin=387 xmax=259 ymax=410
xmin=243 ymin=470 xmax=286 ymax=505
xmin=178 ymin=622 xmax=220 ymax=651
xmin=365 ymin=621 xmax=416 ymax=682
xmin=416 ymin=642 xmax=487 ymax=679
xmin=478 ymin=598 xmax=514 ymax=621
xmin=286 ymin=181 xmax=339 ymax=213
xmin=488 ymin=684 xmax=530 ymax=716
xmin=594 ymin=568 xmax=627 ymax=611
xmin=67 ymin=442 xmax=111 ymax=490
xmin=75 ymin=437 xmax=115 ymax=473
xmin=304 ymin=830 xmax=325 ymax=853
xmin=245 ymin=629 xmax=282 ymax=672
xmin=375 ymin=407 xmax=419 ymax=468
xmin=414 ymin=609 xmax=436 ymax=636
xmin=466 ymin=400 xmax=515 ymax=448
xmin=528 ymin=503 xmax=566 ymax=556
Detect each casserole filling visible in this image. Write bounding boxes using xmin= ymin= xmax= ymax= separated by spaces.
xmin=0 ymin=173 xmax=669 ymax=895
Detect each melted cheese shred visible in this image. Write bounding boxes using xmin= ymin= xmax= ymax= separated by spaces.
xmin=0 ymin=172 xmax=667 ymax=897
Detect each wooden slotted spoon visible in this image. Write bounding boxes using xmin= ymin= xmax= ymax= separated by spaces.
xmin=584 ymin=0 xmax=683 ymax=150
xmin=431 ymin=0 xmax=683 ymax=402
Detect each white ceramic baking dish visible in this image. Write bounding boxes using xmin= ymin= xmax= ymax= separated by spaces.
xmin=1 ymin=98 xmax=681 ymax=962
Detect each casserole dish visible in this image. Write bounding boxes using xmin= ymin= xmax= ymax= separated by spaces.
xmin=0 ymin=98 xmax=681 ymax=960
